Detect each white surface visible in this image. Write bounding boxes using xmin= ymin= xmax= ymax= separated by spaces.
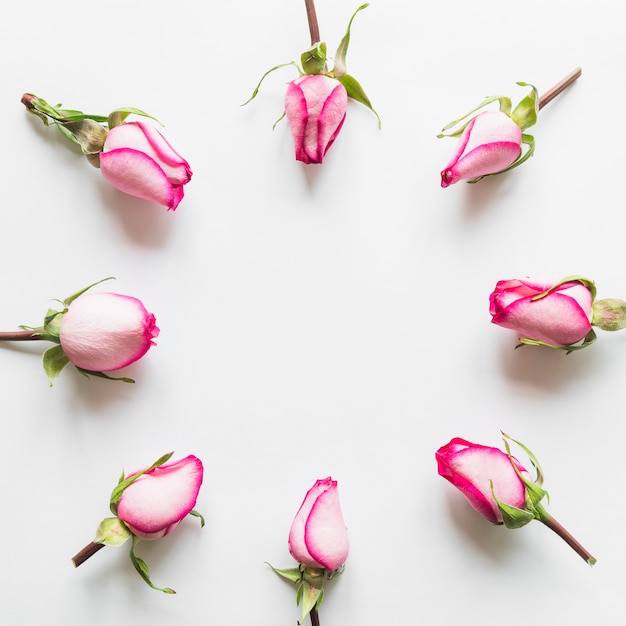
xmin=0 ymin=1 xmax=622 ymax=624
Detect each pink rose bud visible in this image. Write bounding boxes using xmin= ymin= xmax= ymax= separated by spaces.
xmin=288 ymin=476 xmax=349 ymax=572
xmin=271 ymin=476 xmax=349 ymax=624
xmin=436 ymin=437 xmax=528 ymax=524
xmin=436 ymin=433 xmax=596 ymax=566
xmin=100 ymin=121 xmax=192 ymax=210
xmin=440 ymin=111 xmax=522 ymax=187
xmin=21 ymin=93 xmax=191 ymax=211
xmin=284 ymin=74 xmax=348 ymax=164
xmin=60 ymin=292 xmax=159 ymax=372
xmin=489 ymin=276 xmax=595 ymax=350
xmin=242 ymin=4 xmax=379 ymax=164
xmin=72 ymin=452 xmax=205 ymax=594
xmin=116 ymin=454 xmax=204 ymax=540
xmin=0 ymin=278 xmax=158 ymax=384
xmin=438 ymin=68 xmax=582 ymax=186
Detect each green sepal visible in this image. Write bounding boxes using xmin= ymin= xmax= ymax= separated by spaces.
xmin=42 ymin=308 xmax=63 ymax=339
xmin=93 ymin=516 xmax=132 ymax=547
xmin=301 ymin=42 xmax=327 ymax=75
xmin=189 ymin=509 xmax=206 ymax=527
xmin=466 ymin=132 xmax=535 ymax=184
xmin=63 ymin=276 xmax=116 ymax=307
xmin=492 ymin=488 xmax=536 ymax=529
xmin=336 ymin=74 xmax=381 ymax=128
xmin=267 ymin=563 xmax=303 ymax=584
xmin=241 ymin=62 xmax=301 ymax=106
xmin=109 ymin=452 xmax=175 ymax=515
xmin=531 ymin=275 xmax=596 ymax=304
xmin=510 ymin=82 xmax=538 ymax=130
xmin=42 ymin=344 xmax=70 ymax=386
xmin=59 ymin=119 xmax=108 ymax=159
xmin=501 ymin=433 xmax=549 ymax=509
xmin=517 ymin=328 xmax=597 ymax=353
xmin=330 ymin=3 xmax=369 ymax=78
xmin=75 ymin=367 xmax=135 ymax=384
xmin=22 ymin=94 xmax=108 ymax=125
xmin=107 ymin=107 xmax=161 ymax=130
xmin=129 ymin=535 xmax=176 ymax=594
xmin=438 ymin=95 xmax=512 ymax=138
xmin=299 ymin=579 xmax=324 ymax=622
xmin=592 ymin=298 xmax=626 ymax=331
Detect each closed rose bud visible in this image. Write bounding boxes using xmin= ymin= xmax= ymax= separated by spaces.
xmin=116 ymin=455 xmax=204 ymax=540
xmin=436 ymin=437 xmax=528 ymax=524
xmin=436 ymin=434 xmax=596 ymax=566
xmin=288 ymin=476 xmax=349 ymax=571
xmin=489 ymin=276 xmax=594 ymax=349
xmin=100 ymin=121 xmax=192 ymax=210
xmin=60 ymin=292 xmax=159 ymax=372
xmin=72 ymin=452 xmax=205 ymax=594
xmin=284 ymin=74 xmax=348 ymax=165
xmin=440 ymin=111 xmax=522 ymax=187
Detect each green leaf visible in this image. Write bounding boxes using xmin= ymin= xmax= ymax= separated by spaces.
xmin=299 ymin=579 xmax=324 ymax=623
xmin=336 ymin=74 xmax=381 ymax=128
xmin=331 ymin=3 xmax=369 ymax=77
xmin=107 ymin=107 xmax=162 ymax=129
xmin=301 ymin=42 xmax=327 ymax=75
xmin=42 ymin=344 xmax=70 ymax=386
xmin=109 ymin=452 xmax=175 ymax=514
xmin=189 ymin=509 xmax=205 ymax=527
xmin=511 ymin=82 xmax=538 ymax=130
xmin=75 ymin=367 xmax=135 ymax=384
xmin=241 ymin=62 xmax=301 ymax=106
xmin=267 ymin=563 xmax=303 ymax=584
xmin=438 ymin=95 xmax=512 ymax=138
xmin=129 ymin=535 xmax=175 ymax=594
xmin=63 ymin=276 xmax=115 ymax=307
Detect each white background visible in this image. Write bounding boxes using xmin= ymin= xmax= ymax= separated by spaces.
xmin=1 ymin=1 xmax=623 ymax=624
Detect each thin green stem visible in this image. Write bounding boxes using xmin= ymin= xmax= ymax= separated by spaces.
xmin=304 ymin=0 xmax=321 ymax=45
xmin=0 ymin=330 xmax=41 ymax=341
xmin=536 ymin=505 xmax=596 ymax=566
xmin=538 ymin=67 xmax=581 ymax=110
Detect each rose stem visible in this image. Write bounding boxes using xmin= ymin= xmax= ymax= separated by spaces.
xmin=304 ymin=0 xmax=321 ymax=45
xmin=0 ymin=330 xmax=41 ymax=341
xmin=310 ymin=606 xmax=321 ymax=626
xmin=538 ymin=511 xmax=596 ymax=566
xmin=71 ymin=542 xmax=105 ymax=567
xmin=538 ymin=67 xmax=582 ymax=110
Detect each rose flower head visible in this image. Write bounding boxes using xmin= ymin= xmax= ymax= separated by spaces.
xmin=437 ymin=433 xmax=596 ymax=566
xmin=269 ymin=477 xmax=349 ymax=624
xmin=0 ymin=277 xmax=158 ymax=384
xmin=72 ymin=452 xmax=205 ymax=594
xmin=242 ymin=2 xmax=380 ymax=164
xmin=21 ymin=93 xmax=191 ymax=210
xmin=490 ymin=274 xmax=626 ymax=353
xmin=438 ymin=68 xmax=581 ymax=186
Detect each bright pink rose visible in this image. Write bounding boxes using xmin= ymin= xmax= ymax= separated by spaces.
xmin=440 ymin=111 xmax=522 ymax=187
xmin=59 ymin=292 xmax=159 ymax=372
xmin=100 ymin=121 xmax=192 ymax=210
xmin=490 ymin=277 xmax=593 ymax=347
xmin=284 ymin=74 xmax=348 ymax=164
xmin=117 ymin=455 xmax=204 ymax=540
xmin=436 ymin=437 xmax=528 ymax=524
xmin=288 ymin=477 xmax=349 ymax=571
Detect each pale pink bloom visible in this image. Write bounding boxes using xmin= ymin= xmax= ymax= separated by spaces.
xmin=100 ymin=121 xmax=192 ymax=210
xmin=440 ymin=111 xmax=522 ymax=187
xmin=436 ymin=438 xmax=528 ymax=524
xmin=490 ymin=277 xmax=593 ymax=347
xmin=117 ymin=455 xmax=204 ymax=540
xmin=288 ymin=477 xmax=349 ymax=571
xmin=59 ymin=292 xmax=159 ymax=372
xmin=284 ymin=75 xmax=348 ymax=164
